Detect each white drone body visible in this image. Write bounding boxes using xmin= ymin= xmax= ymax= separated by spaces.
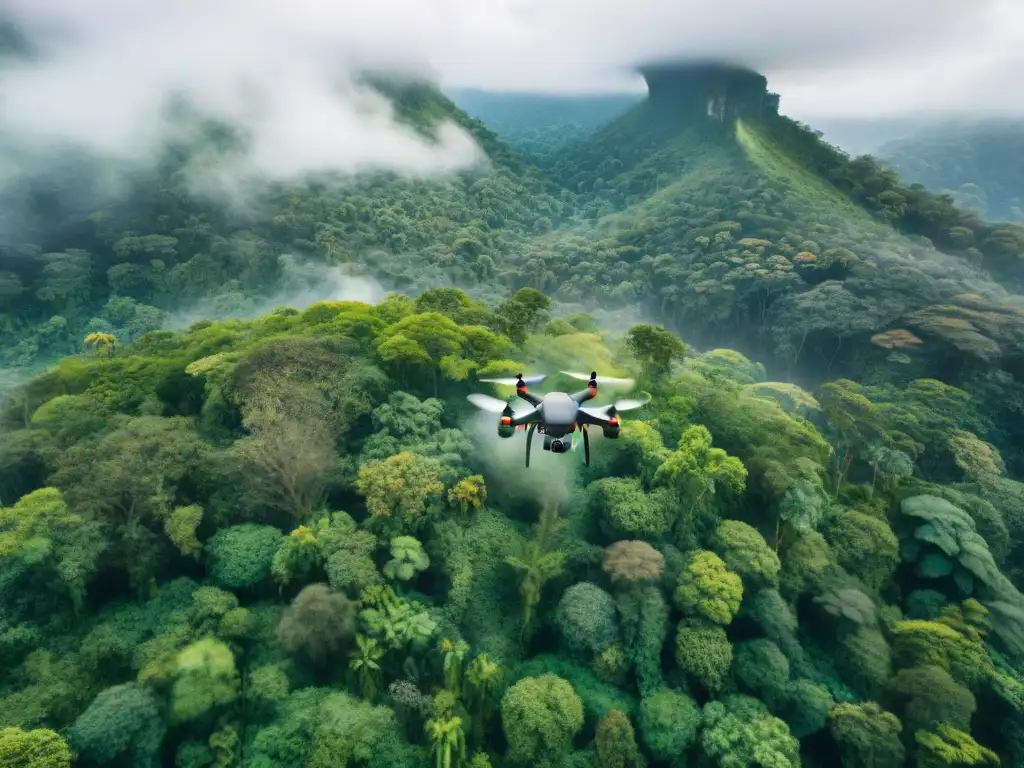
xmin=466 ymin=370 xmax=651 ymax=466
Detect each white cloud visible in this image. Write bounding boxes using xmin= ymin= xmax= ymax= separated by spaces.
xmin=767 ymin=0 xmax=1024 ymax=119
xmin=2 ymin=0 xmax=1022 ymax=179
xmin=426 ymin=0 xmax=1024 ymax=121
xmin=2 ymin=0 xmax=486 ymax=182
xmin=163 ymin=259 xmax=388 ymax=330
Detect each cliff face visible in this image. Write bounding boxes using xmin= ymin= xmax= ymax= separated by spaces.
xmin=638 ymin=61 xmax=780 ymax=123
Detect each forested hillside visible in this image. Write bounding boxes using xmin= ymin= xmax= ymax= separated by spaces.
xmin=446 ymin=89 xmax=641 ymax=164
xmin=0 ymin=80 xmax=556 ymax=377
xmin=875 ymin=121 xmax=1024 ymax=223
xmin=2 ymin=61 xmax=1024 ymax=768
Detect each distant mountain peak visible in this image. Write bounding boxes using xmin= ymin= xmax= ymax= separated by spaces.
xmin=637 ymin=60 xmax=780 ymax=123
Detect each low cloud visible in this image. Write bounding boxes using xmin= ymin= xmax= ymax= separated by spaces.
xmin=433 ymin=0 xmax=1023 ymax=120
xmin=2 ymin=0 xmax=485 ymax=186
xmin=768 ymin=0 xmax=1024 ymax=119
xmin=163 ymin=258 xmax=388 ymax=330
xmin=464 ymin=0 xmax=1024 ymax=120
xmin=3 ymin=0 xmax=1021 ymax=183
xmin=0 ymin=368 xmax=28 ymax=414
xmin=463 ymin=408 xmax=576 ymax=511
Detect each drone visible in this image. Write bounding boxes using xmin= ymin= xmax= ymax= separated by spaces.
xmin=467 ymin=371 xmax=650 ymax=467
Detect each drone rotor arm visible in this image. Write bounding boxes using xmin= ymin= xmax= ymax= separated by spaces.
xmin=516 ymin=388 xmax=543 ymax=408
xmin=509 ymin=406 xmax=542 ymax=427
xmin=571 ymin=385 xmax=597 ymax=404
xmin=576 ymin=406 xmax=613 ymax=428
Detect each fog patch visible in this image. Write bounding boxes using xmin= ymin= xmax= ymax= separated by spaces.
xmin=2 ymin=0 xmax=486 ymax=207
xmin=164 ymin=257 xmax=388 ymax=330
xmin=463 ymin=407 xmax=577 ymax=512
xmin=0 ymin=367 xmax=31 ymax=438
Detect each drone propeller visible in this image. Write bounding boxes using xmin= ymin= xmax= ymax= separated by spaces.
xmin=609 ymin=395 xmax=651 ymax=412
xmin=467 ymin=393 xmax=538 ymax=418
xmin=560 ymin=370 xmax=635 ymax=388
xmin=479 ymin=373 xmax=547 ymax=387
xmin=467 ymin=393 xmax=515 ymax=413
xmin=584 ymin=392 xmax=652 ymax=416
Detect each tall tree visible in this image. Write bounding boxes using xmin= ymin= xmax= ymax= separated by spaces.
xmin=505 ymin=504 xmax=565 ymax=644
xmin=233 ymin=407 xmax=336 ymax=521
xmin=625 ymin=323 xmax=686 ymax=380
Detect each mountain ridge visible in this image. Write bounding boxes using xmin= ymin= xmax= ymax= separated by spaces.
xmin=3 ymin=64 xmax=1024 ymax=401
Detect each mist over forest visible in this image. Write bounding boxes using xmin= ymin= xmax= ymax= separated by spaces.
xmin=2 ymin=2 xmax=1024 ymax=767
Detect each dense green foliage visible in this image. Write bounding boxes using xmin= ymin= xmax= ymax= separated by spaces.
xmin=2 ymin=65 xmax=1024 ymax=767
xmin=876 ymin=120 xmax=1024 ymax=223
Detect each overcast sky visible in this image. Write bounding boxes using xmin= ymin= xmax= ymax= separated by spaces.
xmin=3 ymin=0 xmax=1022 ymax=179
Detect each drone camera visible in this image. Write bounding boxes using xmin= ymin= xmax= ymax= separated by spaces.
xmin=544 ymin=433 xmax=572 ymax=453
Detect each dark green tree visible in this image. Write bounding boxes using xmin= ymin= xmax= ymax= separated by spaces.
xmin=625 ymin=324 xmax=686 ymax=379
